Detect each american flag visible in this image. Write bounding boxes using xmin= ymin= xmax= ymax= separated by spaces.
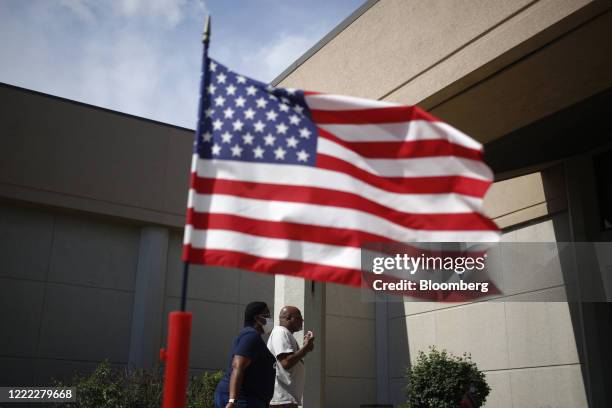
xmin=182 ymin=58 xmax=499 ymax=287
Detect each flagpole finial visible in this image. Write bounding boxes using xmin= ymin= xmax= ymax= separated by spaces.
xmin=202 ymin=14 xmax=211 ymax=45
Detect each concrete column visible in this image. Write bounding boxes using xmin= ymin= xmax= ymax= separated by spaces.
xmin=273 ymin=275 xmax=305 ymax=330
xmin=128 ymin=226 xmax=168 ymax=369
xmin=375 ymin=299 xmax=390 ymax=403
xmin=303 ymin=281 xmax=325 ymax=408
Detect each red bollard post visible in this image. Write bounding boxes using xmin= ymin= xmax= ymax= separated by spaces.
xmin=161 ymin=311 xmax=192 ymax=408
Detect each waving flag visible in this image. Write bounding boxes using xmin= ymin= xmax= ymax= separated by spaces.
xmin=182 ymin=58 xmax=499 ymax=287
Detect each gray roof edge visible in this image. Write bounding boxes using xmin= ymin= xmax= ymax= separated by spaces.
xmin=270 ymin=0 xmax=379 ymax=86
xmin=0 ymin=81 xmax=194 ymax=133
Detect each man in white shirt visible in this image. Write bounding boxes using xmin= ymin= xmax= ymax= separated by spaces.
xmin=267 ymin=306 xmax=315 ymax=408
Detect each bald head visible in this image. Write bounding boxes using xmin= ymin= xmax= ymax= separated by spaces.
xmin=279 ymin=306 xmax=303 ymax=333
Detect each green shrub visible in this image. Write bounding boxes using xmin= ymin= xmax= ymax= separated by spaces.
xmin=188 ymin=370 xmax=224 ymax=408
xmin=405 ymin=347 xmax=490 ymax=408
xmin=53 ymin=360 xmax=222 ymax=408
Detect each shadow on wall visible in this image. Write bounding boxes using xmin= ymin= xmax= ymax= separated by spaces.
xmin=557 ymin=155 xmax=612 ymax=408
xmin=386 ymin=301 xmax=410 ymax=406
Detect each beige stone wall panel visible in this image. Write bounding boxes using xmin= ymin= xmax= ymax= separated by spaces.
xmin=430 ymin=9 xmax=612 ymax=143
xmin=505 ymin=302 xmax=579 ymax=368
xmin=279 ymin=0 xmax=536 ymax=96
xmin=388 ymin=0 xmax=603 ymax=107
xmin=325 ymin=314 xmax=376 ymax=378
xmin=509 ymin=365 xmax=587 ymax=408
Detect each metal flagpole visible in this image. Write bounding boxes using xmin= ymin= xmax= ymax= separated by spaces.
xmin=177 ymin=12 xmax=212 ymax=312
xmin=161 ymin=15 xmax=211 ymax=408
xmin=180 ymin=261 xmax=190 ymax=311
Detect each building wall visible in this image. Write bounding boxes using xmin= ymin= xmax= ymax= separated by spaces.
xmin=324 ymin=283 xmax=376 ymax=407
xmin=278 ymin=0 xmax=600 ymax=100
xmin=276 ymin=1 xmax=612 ymax=144
xmin=383 ymin=164 xmax=587 ymax=408
xmin=0 ymin=84 xmax=276 ymax=385
xmin=0 ymin=83 xmax=193 ymax=228
xmin=316 ymin=166 xmax=587 ymax=408
xmin=0 ymin=202 xmax=138 ymax=385
xmin=0 ymin=201 xmax=275 ymax=385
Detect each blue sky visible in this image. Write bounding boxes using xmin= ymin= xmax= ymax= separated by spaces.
xmin=0 ymin=0 xmax=364 ymax=128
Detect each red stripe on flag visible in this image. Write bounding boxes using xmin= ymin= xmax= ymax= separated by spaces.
xmin=315 ymin=155 xmax=491 ymax=197
xmin=182 ymin=245 xmax=362 ymax=286
xmin=191 ymin=176 xmax=499 ymax=231
xmin=318 ymin=127 xmax=483 ymax=161
xmin=186 ymin=210 xmax=392 ymax=247
xmin=309 ymin=105 xmax=439 ymax=124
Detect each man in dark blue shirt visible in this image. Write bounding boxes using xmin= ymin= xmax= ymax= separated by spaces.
xmin=215 ymin=301 xmax=276 ymax=408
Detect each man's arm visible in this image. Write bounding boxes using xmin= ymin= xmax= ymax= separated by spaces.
xmin=276 ymin=334 xmax=314 ymax=370
xmin=226 ymin=355 xmax=251 ymax=407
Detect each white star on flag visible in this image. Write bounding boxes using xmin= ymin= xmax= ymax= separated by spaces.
xmin=231 ymin=144 xmax=243 ymax=157
xmin=221 ymin=131 xmax=232 ymax=143
xmin=254 ymin=121 xmax=265 ymax=132
xmin=289 ymin=114 xmax=301 ymax=125
xmin=276 ymin=123 xmax=288 ymax=134
xmin=296 ymin=149 xmax=309 ymax=162
xmin=286 ymin=136 xmax=299 ymax=148
xmin=214 ymin=96 xmax=226 ymax=106
xmin=244 ymin=108 xmax=256 ymax=120
xmin=235 ymin=96 xmax=246 ymax=107
xmin=266 ymin=110 xmax=278 ymax=121
xmin=263 ymin=134 xmax=276 ymax=146
xmin=242 ymin=133 xmax=254 ymax=144
xmin=256 ymin=98 xmax=268 ymax=108
xmin=253 ymin=146 xmax=264 ymax=158
xmin=274 ymin=147 xmax=286 ymax=160
xmin=233 ymin=120 xmax=244 ymax=131
xmin=299 ymin=128 xmax=311 ymax=138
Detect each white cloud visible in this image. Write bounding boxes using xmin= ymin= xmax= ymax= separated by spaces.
xmin=0 ymin=0 xmax=205 ymax=127
xmin=72 ymin=27 xmax=203 ymax=126
xmin=59 ymin=0 xmax=96 ymax=23
xmin=113 ymin=0 xmax=184 ymax=26
xmin=258 ymin=34 xmax=317 ymax=81
xmin=223 ymin=30 xmax=325 ymax=84
xmin=0 ymin=1 xmax=355 ymax=127
xmin=59 ymin=0 xmax=207 ymax=27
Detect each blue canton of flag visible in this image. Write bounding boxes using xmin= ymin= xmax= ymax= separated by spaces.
xmin=196 ymin=59 xmax=318 ymax=166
